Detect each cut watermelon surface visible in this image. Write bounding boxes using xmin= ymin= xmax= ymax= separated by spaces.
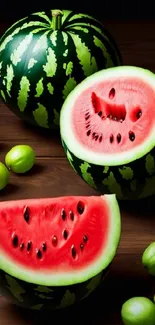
xmin=0 ymin=195 xmax=121 ymax=310
xmin=60 ymin=66 xmax=155 ymax=200
xmin=72 ymin=77 xmax=154 ymax=154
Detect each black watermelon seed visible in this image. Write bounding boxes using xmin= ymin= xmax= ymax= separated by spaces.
xmin=87 ymin=130 xmax=91 ymax=136
xmin=98 ymin=111 xmax=102 ymax=117
xmin=27 ymin=241 xmax=32 ymax=252
xmin=61 ymin=208 xmax=66 ymax=220
xmin=23 ymin=206 xmax=30 ymax=223
xmin=99 ymin=135 xmax=103 ymax=142
xmin=110 ymin=134 xmax=114 ymax=143
xmin=52 ymin=235 xmax=58 ymax=246
xmin=94 ymin=135 xmax=99 ymax=141
xmin=85 ymin=112 xmax=89 ymax=116
xmin=20 ymin=242 xmax=24 ymax=250
xmin=117 ymin=133 xmax=121 ymax=143
xmin=109 ymin=87 xmax=115 ymax=99
xmin=71 ymin=245 xmax=76 ymax=258
xmin=42 ymin=242 xmax=46 ymax=251
xmin=69 ymin=211 xmax=74 ymax=221
xmin=129 ymin=131 xmax=135 ymax=141
xmin=80 ymin=243 xmax=84 ymax=250
xmin=83 ymin=235 xmax=88 ymax=243
xmin=86 ymin=123 xmax=90 ymax=129
xmin=136 ymin=110 xmax=142 ymax=119
xmin=12 ymin=234 xmax=18 ymax=247
xmin=92 ymin=132 xmax=96 ymax=139
xmin=85 ymin=115 xmax=90 ymax=121
xmin=36 ymin=249 xmax=42 ymax=259
xmin=77 ymin=201 xmax=85 ymax=214
xmin=63 ymin=229 xmax=68 ymax=240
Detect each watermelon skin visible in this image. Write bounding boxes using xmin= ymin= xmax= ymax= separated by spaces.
xmin=62 ymin=140 xmax=155 ymax=200
xmin=0 ymin=9 xmax=122 ymax=129
xmin=0 ymin=268 xmax=109 ymax=310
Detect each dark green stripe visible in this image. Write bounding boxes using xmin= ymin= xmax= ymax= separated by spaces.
xmin=62 ymin=11 xmax=75 ymax=26
xmin=62 ymin=31 xmax=86 ymax=82
xmin=64 ymin=16 xmax=104 ymax=29
xmin=20 ymin=21 xmax=49 ymax=31
xmin=68 ymin=31 xmax=98 ymax=77
xmin=31 ymin=12 xmax=51 ymax=25
xmin=93 ymin=36 xmax=114 ymax=68
xmin=67 ymin=27 xmax=120 ymax=67
xmin=64 ymin=15 xmax=122 ymax=63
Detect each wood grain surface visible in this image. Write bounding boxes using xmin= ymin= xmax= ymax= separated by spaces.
xmin=0 ymin=21 xmax=155 ymax=325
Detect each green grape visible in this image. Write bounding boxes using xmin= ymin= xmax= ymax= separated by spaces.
xmin=0 ymin=162 xmax=9 ymax=190
xmin=142 ymin=242 xmax=155 ymax=275
xmin=5 ymin=145 xmax=35 ymax=174
xmin=121 ymin=297 xmax=155 ymax=325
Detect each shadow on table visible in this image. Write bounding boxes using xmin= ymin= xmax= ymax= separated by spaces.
xmin=16 ymin=163 xmax=47 ymax=178
xmin=22 ymin=120 xmax=61 ymax=142
xmin=119 ymin=195 xmax=155 ymax=219
xmin=0 ymin=184 xmax=20 ymax=198
xmin=0 ymin=286 xmax=122 ymax=325
xmin=1 ymin=266 xmax=154 ymax=325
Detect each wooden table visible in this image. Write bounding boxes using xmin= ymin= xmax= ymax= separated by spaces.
xmin=0 ymin=20 xmax=155 ymax=325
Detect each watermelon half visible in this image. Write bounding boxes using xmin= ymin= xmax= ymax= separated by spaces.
xmin=0 ymin=194 xmax=121 ymax=310
xmin=60 ymin=66 xmax=155 ymax=200
xmin=0 ymin=9 xmax=121 ymax=129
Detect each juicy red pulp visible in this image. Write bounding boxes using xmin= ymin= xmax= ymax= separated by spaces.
xmin=0 ymin=197 xmax=109 ymax=271
xmin=92 ymin=91 xmax=127 ymax=122
xmin=72 ymin=76 xmax=155 ymax=153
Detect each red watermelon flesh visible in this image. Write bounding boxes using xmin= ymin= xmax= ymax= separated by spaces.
xmin=0 ymin=195 xmax=121 ymax=286
xmin=72 ymin=76 xmax=155 ymax=154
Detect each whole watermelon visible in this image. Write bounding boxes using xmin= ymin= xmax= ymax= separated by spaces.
xmin=0 ymin=9 xmax=122 ymax=129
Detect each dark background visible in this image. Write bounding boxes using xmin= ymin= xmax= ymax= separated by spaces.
xmin=0 ymin=1 xmax=155 ymax=23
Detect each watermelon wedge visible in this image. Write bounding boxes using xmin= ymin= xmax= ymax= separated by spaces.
xmin=60 ymin=66 xmax=155 ymax=200
xmin=0 ymin=194 xmax=121 ymax=310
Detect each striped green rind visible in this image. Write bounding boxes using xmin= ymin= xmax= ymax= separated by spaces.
xmin=0 ymin=9 xmax=121 ymax=129
xmin=0 ymin=267 xmax=108 ymax=310
xmin=62 ymin=139 xmax=155 ymax=200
